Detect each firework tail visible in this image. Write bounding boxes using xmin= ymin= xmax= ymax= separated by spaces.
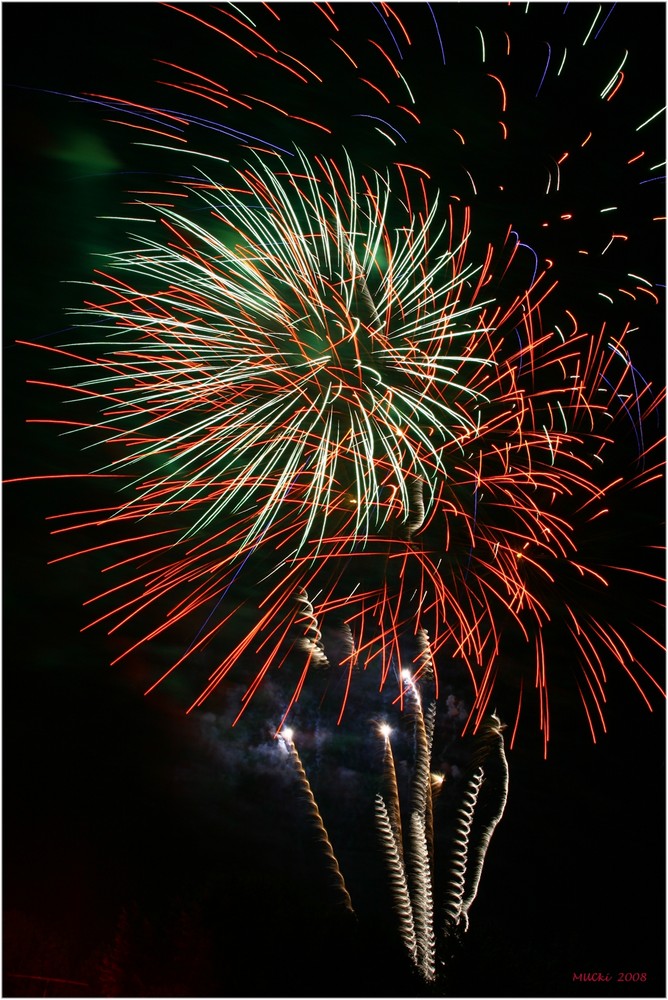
xmin=375 ymin=692 xmax=507 ymax=975
xmin=441 ymin=713 xmax=509 ymax=938
xmin=381 ymin=732 xmax=404 ymax=860
xmin=408 ymin=810 xmax=437 ymax=982
xmin=440 ymin=768 xmax=484 ymax=935
xmin=375 ymin=793 xmax=418 ymax=967
xmin=460 ymin=714 xmax=509 ymax=925
xmin=414 ymin=631 xmax=437 ymax=863
xmin=406 ymin=675 xmax=437 ymax=980
xmin=423 ymin=699 xmax=436 ymax=868
xmin=376 ymin=707 xmax=437 ymax=981
xmin=407 ymin=681 xmax=435 ymax=873
xmin=287 ymin=739 xmax=355 ymax=916
xmin=295 ymin=589 xmax=329 ymax=668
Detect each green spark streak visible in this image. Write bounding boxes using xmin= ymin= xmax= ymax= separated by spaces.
xmin=228 ymin=2 xmax=256 ymax=26
xmin=475 ymin=26 xmax=486 ymax=63
xmin=134 ymin=143 xmax=231 ymax=166
xmin=582 ymin=6 xmax=601 ymax=46
xmin=375 ymin=129 xmax=397 ymax=146
xmin=398 ymin=72 xmax=416 ymax=104
xmin=600 ymin=51 xmax=628 ymax=99
xmin=636 ymin=106 xmax=666 ymax=131
xmin=557 ymin=48 xmax=567 ymax=76
xmin=628 ymin=273 xmax=653 ymax=286
xmin=97 ymin=216 xmax=158 ymax=223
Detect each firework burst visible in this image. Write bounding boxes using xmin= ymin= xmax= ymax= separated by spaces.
xmin=7 ymin=2 xmax=665 ymax=989
xmin=30 ymin=140 xmax=663 ymax=749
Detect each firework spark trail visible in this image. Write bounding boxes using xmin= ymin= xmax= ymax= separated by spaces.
xmin=375 ymin=793 xmax=417 ymax=967
xmin=408 ymin=810 xmax=436 ymax=982
xmin=376 ymin=704 xmax=506 ymax=974
xmin=294 ymin=589 xmax=329 ymax=668
xmin=441 ymin=768 xmax=485 ymax=935
xmin=402 ymin=670 xmax=435 ymax=872
xmin=380 ymin=725 xmax=404 ymax=860
xmin=422 ymin=699 xmax=437 ymax=868
xmin=460 ymin=715 xmax=509 ymax=925
xmin=280 ymin=732 xmax=355 ymax=916
xmin=384 ymin=671 xmax=439 ymax=981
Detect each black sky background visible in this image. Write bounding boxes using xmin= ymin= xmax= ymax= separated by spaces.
xmin=3 ymin=3 xmax=666 ymax=998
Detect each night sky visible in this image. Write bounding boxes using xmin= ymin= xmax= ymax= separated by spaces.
xmin=3 ymin=3 xmax=666 ymax=999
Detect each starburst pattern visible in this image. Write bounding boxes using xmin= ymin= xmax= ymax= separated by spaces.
xmin=13 ymin=1 xmax=664 ymax=758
